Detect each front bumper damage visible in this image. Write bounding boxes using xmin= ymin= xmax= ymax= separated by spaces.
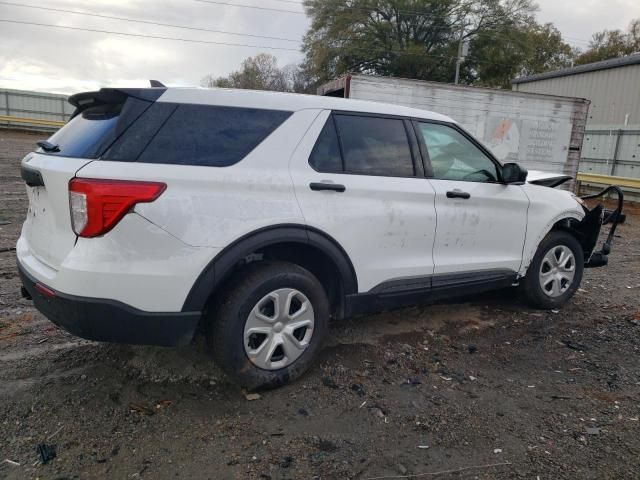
xmin=577 ymin=185 xmax=624 ymax=268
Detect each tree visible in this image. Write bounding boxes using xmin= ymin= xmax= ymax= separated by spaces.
xmin=465 ymin=22 xmax=574 ymax=88
xmin=575 ymin=19 xmax=640 ymax=65
xmin=301 ymin=0 xmax=540 ymax=88
xmin=201 ymin=53 xmax=313 ymax=93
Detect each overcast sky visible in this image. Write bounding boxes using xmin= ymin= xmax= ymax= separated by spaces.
xmin=0 ymin=0 xmax=639 ymax=94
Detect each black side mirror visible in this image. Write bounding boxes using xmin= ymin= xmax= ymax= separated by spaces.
xmin=501 ymin=163 xmax=528 ymax=184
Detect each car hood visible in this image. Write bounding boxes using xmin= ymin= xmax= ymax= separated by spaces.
xmin=526 ymin=170 xmax=573 ymax=188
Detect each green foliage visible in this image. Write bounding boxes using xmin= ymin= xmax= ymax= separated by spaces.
xmin=575 ymin=19 xmax=640 ymax=65
xmin=300 ymin=0 xmax=568 ymax=88
xmin=465 ymin=22 xmax=574 ymax=88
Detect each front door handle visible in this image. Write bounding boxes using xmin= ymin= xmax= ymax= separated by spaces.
xmin=310 ymin=182 xmax=346 ymax=193
xmin=446 ymin=190 xmax=470 ymax=199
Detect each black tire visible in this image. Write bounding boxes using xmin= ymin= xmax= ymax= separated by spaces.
xmin=207 ymin=260 xmax=330 ymax=390
xmin=521 ymin=230 xmax=584 ymax=309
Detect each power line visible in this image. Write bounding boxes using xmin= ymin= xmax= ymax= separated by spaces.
xmin=0 ymin=18 xmax=302 ymax=51
xmin=194 ymin=0 xmax=305 ymax=15
xmin=0 ymin=1 xmax=301 ymax=43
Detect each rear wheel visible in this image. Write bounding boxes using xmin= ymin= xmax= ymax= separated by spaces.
xmin=521 ymin=231 xmax=584 ymax=309
xmin=207 ymin=261 xmax=330 ymax=390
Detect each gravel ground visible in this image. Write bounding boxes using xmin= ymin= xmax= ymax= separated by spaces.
xmin=1 ymin=129 xmax=639 ymax=480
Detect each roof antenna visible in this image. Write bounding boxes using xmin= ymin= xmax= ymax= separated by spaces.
xmin=149 ymin=80 xmax=166 ymax=88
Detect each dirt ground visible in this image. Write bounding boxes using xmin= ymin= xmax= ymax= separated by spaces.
xmin=1 ymin=129 xmax=639 ymax=480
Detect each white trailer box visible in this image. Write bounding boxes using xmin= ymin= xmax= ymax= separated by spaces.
xmin=318 ymin=74 xmax=590 ymax=190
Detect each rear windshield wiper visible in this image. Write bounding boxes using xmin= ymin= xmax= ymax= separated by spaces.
xmin=37 ymin=140 xmax=60 ymax=153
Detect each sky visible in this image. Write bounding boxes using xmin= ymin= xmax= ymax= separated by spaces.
xmin=0 ymin=0 xmax=639 ymax=94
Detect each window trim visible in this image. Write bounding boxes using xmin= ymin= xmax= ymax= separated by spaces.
xmin=308 ymin=110 xmax=422 ymax=179
xmin=411 ymin=119 xmax=505 ymax=183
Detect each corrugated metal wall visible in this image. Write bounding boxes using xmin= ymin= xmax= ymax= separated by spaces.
xmin=581 ymin=126 xmax=640 ymax=178
xmin=512 ymin=64 xmax=640 ymax=184
xmin=512 ymin=64 xmax=640 ymax=127
xmin=0 ymin=88 xmax=72 ymax=130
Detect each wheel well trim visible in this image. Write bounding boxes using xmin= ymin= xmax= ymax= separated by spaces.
xmin=181 ymin=224 xmax=358 ymax=312
xmin=519 ymin=211 xmax=584 ymax=276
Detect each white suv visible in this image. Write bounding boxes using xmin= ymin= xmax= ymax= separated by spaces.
xmin=17 ymin=86 xmax=620 ymax=389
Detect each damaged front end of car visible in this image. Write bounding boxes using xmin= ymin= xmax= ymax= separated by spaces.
xmin=562 ymin=186 xmax=625 ymax=268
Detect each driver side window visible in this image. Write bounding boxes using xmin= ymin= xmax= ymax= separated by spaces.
xmin=417 ymin=122 xmax=498 ymax=183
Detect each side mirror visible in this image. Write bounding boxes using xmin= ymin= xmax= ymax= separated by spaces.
xmin=501 ymin=162 xmax=528 ymax=184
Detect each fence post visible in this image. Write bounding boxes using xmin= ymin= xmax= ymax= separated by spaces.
xmin=611 ymin=129 xmax=622 ymax=176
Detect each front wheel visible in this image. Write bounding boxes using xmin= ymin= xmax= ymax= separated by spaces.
xmin=207 ymin=261 xmax=330 ymax=390
xmin=521 ymin=231 xmax=584 ymax=309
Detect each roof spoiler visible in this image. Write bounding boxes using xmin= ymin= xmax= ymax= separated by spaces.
xmin=68 ymin=87 xmax=166 ymax=118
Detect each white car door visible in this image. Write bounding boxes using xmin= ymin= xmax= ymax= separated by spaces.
xmin=289 ymin=110 xmax=437 ymax=292
xmin=413 ymin=121 xmax=529 ymax=276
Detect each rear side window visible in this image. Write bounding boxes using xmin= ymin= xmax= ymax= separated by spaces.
xmin=40 ymin=98 xmax=150 ymax=159
xmin=137 ymin=105 xmax=291 ymax=167
xmin=309 ymin=117 xmax=342 ymax=173
xmin=309 ymin=114 xmax=415 ymax=177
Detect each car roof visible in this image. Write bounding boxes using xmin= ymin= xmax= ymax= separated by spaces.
xmin=157 ymin=87 xmax=455 ymax=123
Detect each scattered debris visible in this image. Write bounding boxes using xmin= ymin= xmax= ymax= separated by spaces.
xmin=562 ymin=339 xmax=587 ymax=351
xmin=417 ymin=445 xmax=429 ymax=449
xmin=586 ymin=427 xmax=601 ymax=435
xmin=243 ymin=391 xmax=261 ymax=401
xmin=0 ymin=246 xmax=17 ymax=253
xmin=363 ymin=462 xmax=513 ymax=480
xmin=468 ymin=344 xmax=478 ymax=354
xmin=298 ymin=408 xmax=309 ymax=416
xmin=155 ymin=400 xmax=173 ymax=409
xmin=397 ymin=463 xmax=408 ymax=474
xmin=469 ymin=375 xmax=477 ymax=381
xmin=351 ymin=383 xmax=366 ymax=396
xmin=0 ymin=220 xmax=11 ymax=226
xmin=128 ymin=402 xmax=155 ymax=415
xmin=3 ymin=459 xmax=20 ymax=467
xmin=321 ymin=377 xmax=339 ymax=389
xmin=37 ymin=444 xmax=57 ymax=465
xmin=46 ymin=425 xmax=64 ymax=440
xmin=494 ymin=448 xmax=503 ymax=454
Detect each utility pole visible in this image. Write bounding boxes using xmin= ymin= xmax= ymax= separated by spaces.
xmin=454 ymin=22 xmax=466 ymax=84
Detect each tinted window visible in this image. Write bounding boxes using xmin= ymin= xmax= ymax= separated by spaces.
xmin=40 ymin=98 xmax=152 ymax=159
xmin=334 ymin=115 xmax=414 ymax=177
xmin=42 ymin=104 xmax=120 ymax=158
xmin=103 ymin=103 xmax=177 ymax=161
xmin=417 ymin=123 xmax=498 ymax=182
xmin=137 ymin=105 xmax=292 ymax=167
xmin=309 ymin=117 xmax=342 ymax=173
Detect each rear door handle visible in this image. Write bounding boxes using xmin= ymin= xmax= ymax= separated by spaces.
xmin=446 ymin=190 xmax=470 ymax=199
xmin=310 ymin=182 xmax=346 ymax=193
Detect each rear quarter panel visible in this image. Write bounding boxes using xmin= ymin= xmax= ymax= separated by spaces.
xmin=76 ymin=109 xmax=322 ymax=248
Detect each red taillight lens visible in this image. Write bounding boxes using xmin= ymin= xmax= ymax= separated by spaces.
xmin=69 ymin=178 xmax=166 ymax=237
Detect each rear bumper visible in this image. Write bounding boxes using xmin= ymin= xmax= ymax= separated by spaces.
xmin=18 ymin=260 xmax=201 ymax=347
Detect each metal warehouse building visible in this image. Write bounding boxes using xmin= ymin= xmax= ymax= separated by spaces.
xmin=512 ymin=54 xmax=640 ymax=182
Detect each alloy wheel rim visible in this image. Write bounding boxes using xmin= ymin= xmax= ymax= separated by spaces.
xmin=539 ymin=245 xmax=576 ymax=298
xmin=243 ymin=288 xmax=315 ymax=370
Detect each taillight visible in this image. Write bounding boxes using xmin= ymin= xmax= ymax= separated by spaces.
xmin=69 ymin=178 xmax=166 ymax=237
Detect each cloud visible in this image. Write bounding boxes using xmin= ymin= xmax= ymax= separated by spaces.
xmin=0 ymin=0 xmax=307 ymax=93
xmin=1 ymin=0 xmax=639 ymax=94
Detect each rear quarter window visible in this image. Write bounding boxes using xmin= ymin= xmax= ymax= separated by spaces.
xmin=40 ymin=98 xmax=152 ymax=159
xmin=136 ymin=104 xmax=292 ymax=167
